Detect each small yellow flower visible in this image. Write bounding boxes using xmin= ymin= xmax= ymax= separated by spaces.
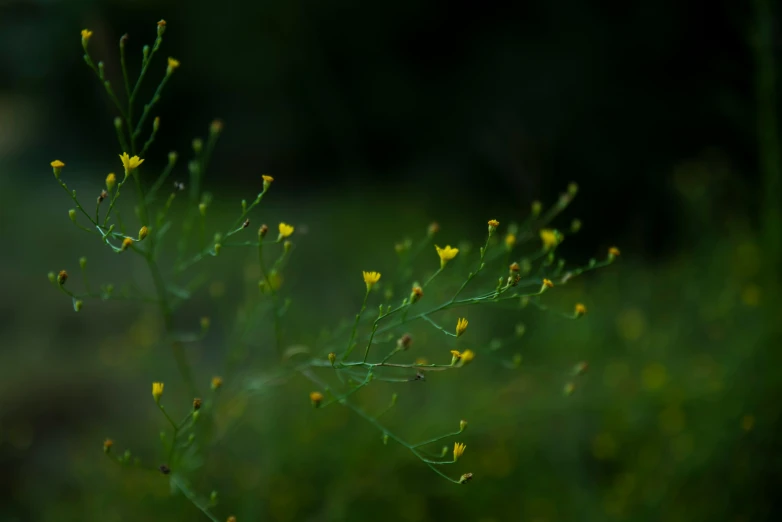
xmin=435 ymin=245 xmax=459 ymax=268
xmin=540 ymin=229 xmax=559 ymax=250
xmin=363 ymin=271 xmax=381 ymax=290
xmin=504 ymin=234 xmax=516 ymax=249
xmin=410 ymin=285 xmax=424 ymax=303
xmin=106 ymin=172 xmax=116 ymax=191
xmin=226 ymin=517 xmax=236 ymax=522
xmin=487 ymin=219 xmax=499 ymax=235
xmin=121 ymin=237 xmax=133 ymax=251
xmin=278 ymin=222 xmax=294 ymax=240
xmin=152 ymin=382 xmax=164 ymax=402
xmin=450 ymin=349 xmax=462 ymax=365
xmin=167 ymin=57 xmax=180 ymax=75
xmin=310 ymin=391 xmax=324 ymax=407
xmin=211 ymin=376 xmax=223 ymax=390
xmin=608 ymin=246 xmax=621 ymax=257
xmin=157 ymin=19 xmax=167 ymax=28
xmin=542 ymin=278 xmax=554 ymax=289
xmin=119 ymin=152 xmax=144 ymax=175
xmin=574 ymin=303 xmax=587 ymax=317
xmin=103 ymin=438 xmax=113 ymax=452
xmin=81 ymin=29 xmax=93 ymax=48
xmin=262 ymin=174 xmax=274 ymax=183
xmin=460 ymin=349 xmax=475 ymax=365
xmin=455 ymin=318 xmax=468 ymax=337
xmin=453 ymin=442 xmax=466 ymax=461
xmin=51 ymin=159 xmax=65 ymax=168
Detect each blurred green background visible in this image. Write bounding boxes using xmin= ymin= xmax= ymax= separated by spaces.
xmin=2 ymin=0 xmax=781 ymax=521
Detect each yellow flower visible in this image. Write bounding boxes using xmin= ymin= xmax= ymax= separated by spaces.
xmin=487 ymin=219 xmax=499 ymax=235
xmin=540 ymin=229 xmax=560 ymax=250
xmin=121 ymin=237 xmax=133 ymax=251
xmin=50 ymin=159 xmax=65 ymax=168
xmin=455 ymin=318 xmax=468 ymax=337
xmin=138 ymin=226 xmax=149 ymax=240
xmin=460 ymin=349 xmax=475 ymax=365
xmin=410 ymin=285 xmax=424 ymax=303
xmin=167 ymin=57 xmax=180 ymax=75
xmin=542 ymin=278 xmax=554 ymax=289
xmin=450 ymin=349 xmax=462 ymax=365
xmin=119 ymin=152 xmax=144 ymax=175
xmin=574 ymin=303 xmax=587 ymax=317
xmin=81 ymin=29 xmax=93 ymax=48
xmin=106 ymin=173 xmax=116 ymax=191
xmin=608 ymin=246 xmax=621 ymax=257
xmin=310 ymin=391 xmax=324 ymax=407
xmin=278 ymin=222 xmax=294 ymax=240
xmin=226 ymin=517 xmax=236 ymax=522
xmin=363 ymin=271 xmax=381 ymax=290
xmin=211 ymin=376 xmax=223 ymax=390
xmin=453 ymin=442 xmax=466 ymax=461
xmin=435 ymin=245 xmax=459 ymax=268
xmin=504 ymin=234 xmax=516 ymax=249
xmin=152 ymin=382 xmax=164 ymax=402
xmin=262 ymin=174 xmax=274 ymax=183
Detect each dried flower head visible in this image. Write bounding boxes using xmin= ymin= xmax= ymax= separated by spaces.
xmin=459 ymin=472 xmax=474 ymax=484
xmin=119 ymin=152 xmax=144 ymax=174
xmin=193 ymin=398 xmax=203 ymax=410
xmin=509 ymin=262 xmax=520 ymax=273
xmin=397 ymin=333 xmax=412 ymax=350
xmin=435 ymin=245 xmax=459 ymax=268
xmin=410 ymin=285 xmax=424 ymax=303
xmin=121 ymin=237 xmax=133 ymax=251
xmin=455 ymin=318 xmax=468 ymax=337
xmin=488 ymin=219 xmax=500 ymax=235
xmin=608 ymin=246 xmax=621 ymax=257
xmin=427 ymin=222 xmax=440 ymax=236
xmin=57 ymin=270 xmax=68 ymax=285
xmin=258 ymin=224 xmax=269 ymax=238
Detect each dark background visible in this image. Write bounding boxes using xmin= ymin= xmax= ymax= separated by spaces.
xmin=1 ymin=0 xmax=781 ymax=521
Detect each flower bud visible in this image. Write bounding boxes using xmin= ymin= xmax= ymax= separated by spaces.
xmin=396 ymin=333 xmax=412 ymax=350
xmin=153 ymin=116 xmax=160 ymax=132
xmin=214 ymin=243 xmax=222 ymax=256
xmin=531 ymin=200 xmax=542 ymax=217
xmin=121 ymin=237 xmax=133 ymax=251
xmin=262 ymin=174 xmax=274 ymax=191
xmin=284 ymin=240 xmax=292 ymax=254
xmin=103 ymin=438 xmax=113 ymax=453
xmin=211 ymin=376 xmax=223 ymax=390
xmin=310 ymin=391 xmax=324 ymax=408
xmin=328 ymin=352 xmax=337 ymax=366
xmin=427 ymin=222 xmax=440 ymax=237
xmin=459 ymin=419 xmax=468 ymax=432
xmin=193 ymin=398 xmax=203 ymax=411
xmin=106 ymin=173 xmax=117 ymax=191
xmin=458 ymin=473 xmax=474 ymax=484
xmin=410 ymin=285 xmax=424 ymax=304
xmin=168 ymin=151 xmax=178 ymax=165
xmin=156 ymin=19 xmax=166 ymax=37
xmin=210 ymin=119 xmax=223 ymax=135
xmin=57 ymin=270 xmax=68 ymax=285
xmin=258 ymin=224 xmax=269 ymax=239
xmin=152 ymin=382 xmax=164 ymax=402
xmin=138 ymin=226 xmax=149 ymax=240
xmin=574 ymin=303 xmax=587 ymax=318
xmin=47 ymin=272 xmax=56 ymax=284
xmin=192 ymin=138 xmax=203 ymax=154
xmin=199 ymin=203 xmax=207 ymax=216
xmin=51 ymin=160 xmax=65 ymax=178
xmin=73 ymin=300 xmax=83 ymax=312
xmin=68 ymin=209 xmax=76 ymax=222
xmin=79 ymin=257 xmax=87 ymax=269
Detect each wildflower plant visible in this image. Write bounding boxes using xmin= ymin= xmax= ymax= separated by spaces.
xmin=49 ymin=20 xmax=620 ymax=521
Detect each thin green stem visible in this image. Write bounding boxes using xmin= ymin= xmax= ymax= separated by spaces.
xmin=342 ymin=289 xmax=370 ymax=360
